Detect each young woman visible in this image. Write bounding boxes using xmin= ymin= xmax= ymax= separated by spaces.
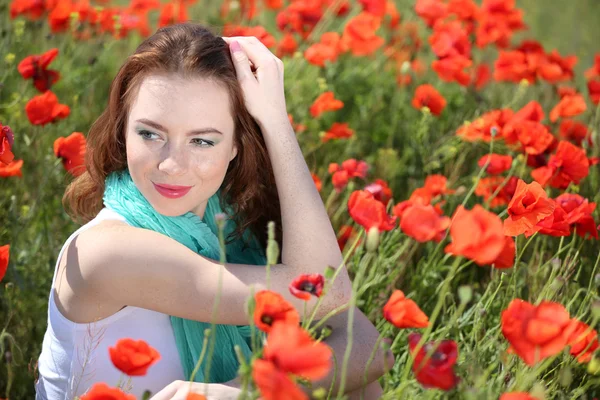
xmin=35 ymin=23 xmax=392 ymax=399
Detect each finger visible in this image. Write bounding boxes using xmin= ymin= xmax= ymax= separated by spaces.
xmin=149 ymin=380 xmax=181 ymax=400
xmin=228 ymin=40 xmax=255 ymax=83
xmin=223 ymin=37 xmax=281 ymax=81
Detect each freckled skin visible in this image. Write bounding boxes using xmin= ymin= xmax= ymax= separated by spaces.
xmin=125 ymin=73 xmax=238 ymax=219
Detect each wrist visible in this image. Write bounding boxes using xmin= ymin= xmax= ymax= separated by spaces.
xmin=258 ymin=114 xmax=293 ymax=136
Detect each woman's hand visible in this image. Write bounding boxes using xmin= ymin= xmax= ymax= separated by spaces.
xmin=222 ymin=36 xmax=289 ymax=131
xmin=150 ymin=379 xmax=242 ymax=400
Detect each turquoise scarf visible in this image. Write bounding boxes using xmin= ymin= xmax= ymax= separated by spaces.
xmin=103 ymin=169 xmax=266 ymax=383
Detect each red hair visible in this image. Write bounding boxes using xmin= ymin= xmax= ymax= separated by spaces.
xmin=63 ymin=23 xmax=282 ymax=252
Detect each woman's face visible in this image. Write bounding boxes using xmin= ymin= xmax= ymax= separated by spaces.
xmin=125 ymin=73 xmax=238 ymax=218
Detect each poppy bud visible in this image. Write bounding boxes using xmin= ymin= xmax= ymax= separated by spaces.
xmin=400 ymin=61 xmax=411 ymax=74
xmin=558 ymin=367 xmax=572 ymax=388
xmin=312 ymin=388 xmax=327 ymax=399
xmin=366 ymin=226 xmax=380 ymax=252
xmin=5 ymin=351 xmax=12 ymax=364
xmin=266 ymin=221 xmax=279 ymax=265
xmin=314 ymin=324 xmax=333 ymax=341
xmin=458 ymin=285 xmax=472 ymax=305
xmin=587 ymin=357 xmax=600 ymax=375
xmin=530 ymin=382 xmax=546 ymax=400
xmin=4 ymin=53 xmax=15 ymax=65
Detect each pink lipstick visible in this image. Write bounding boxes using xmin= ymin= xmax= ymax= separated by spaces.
xmin=153 ymin=182 xmax=193 ymax=199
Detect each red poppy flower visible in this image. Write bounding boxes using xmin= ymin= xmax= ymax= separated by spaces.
xmin=304 ymin=32 xmax=343 ymax=67
xmin=79 ymin=383 xmax=136 ymax=400
xmin=25 ymin=91 xmax=70 ymax=126
xmin=411 ymin=84 xmax=447 ymax=116
xmin=328 ymin=159 xmax=369 ymax=192
xmin=557 ymin=86 xmax=578 ymax=98
xmin=223 ymin=25 xmax=276 ymax=48
xmin=549 ymin=94 xmax=587 ymax=122
xmin=359 ymin=0 xmax=386 ymax=17
xmin=457 ymin=108 xmax=514 ymax=142
xmin=504 ymin=179 xmax=555 ymax=237
xmin=559 ymin=119 xmax=591 ymax=146
xmin=475 ymin=176 xmax=518 ymax=208
xmin=262 ymin=321 xmax=332 ymax=380
xmin=9 ymin=0 xmax=46 ymax=19
xmin=537 ymin=50 xmax=578 ymax=84
xmin=502 ymin=101 xmax=544 ymax=145
xmin=0 ymin=123 xmax=15 ymax=165
xmin=340 ymin=12 xmax=385 ymax=56
xmin=400 ymin=204 xmax=450 ymax=243
xmin=311 ymin=172 xmax=322 ymax=192
xmin=0 ymin=245 xmax=9 ymax=283
xmin=415 ymin=0 xmax=447 ymax=27
xmin=109 ymin=338 xmax=161 ymax=376
xmin=428 ymin=20 xmax=471 ymax=60
xmin=0 ymin=160 xmax=24 ymax=178
xmin=408 ymin=332 xmax=459 ymax=391
xmin=567 ymin=319 xmax=599 ymax=363
xmin=348 ymin=190 xmax=397 ymax=232
xmin=478 ymin=154 xmax=512 ymax=175
xmin=500 ymin=393 xmax=539 ymax=400
xmin=253 ymin=320 xmax=331 ymax=400
xmin=364 ymin=178 xmax=393 ymax=206
xmin=490 ymin=236 xmax=515 ymax=269
xmin=444 ymin=205 xmax=505 ymax=266
xmin=289 ymin=274 xmax=324 ymax=301
xmin=531 ymin=140 xmax=590 ymax=190
xmin=555 ymin=193 xmax=598 ymax=239
xmin=310 ymin=92 xmax=344 ymax=118
xmin=473 ymin=63 xmax=491 ymax=89
xmin=423 ymin=174 xmax=455 ymax=197
xmin=535 ymin=201 xmax=571 ymax=237
xmin=493 ymin=50 xmax=539 ymax=83
xmin=383 ymin=290 xmax=429 ymax=328
xmin=515 ymin=121 xmax=554 ymax=155
xmin=337 ymin=225 xmax=361 ymax=251
xmin=252 ymin=359 xmax=307 ymax=400
xmin=501 ymin=299 xmax=578 ymax=366
xmin=432 ymin=55 xmax=472 ymax=86
xmin=588 ymin=79 xmax=600 ymax=105
xmin=186 ymin=393 xmax=207 ymax=400
xmin=276 ymin=32 xmax=298 ymax=58
xmin=17 ymin=48 xmax=61 ymax=92
xmin=254 ymin=290 xmax=300 ymax=333
xmin=322 ymin=122 xmax=354 ymax=143
xmin=54 ymin=132 xmax=86 ymax=177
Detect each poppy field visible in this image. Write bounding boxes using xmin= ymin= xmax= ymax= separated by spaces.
xmin=1 ymin=0 xmax=600 ymax=398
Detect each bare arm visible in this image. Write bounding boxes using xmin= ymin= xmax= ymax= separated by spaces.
xmin=75 ymin=220 xmax=349 ymax=325
xmin=312 ymin=307 xmax=392 ymax=396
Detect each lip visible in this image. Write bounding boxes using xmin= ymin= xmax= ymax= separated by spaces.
xmin=152 ymin=182 xmax=193 ymax=199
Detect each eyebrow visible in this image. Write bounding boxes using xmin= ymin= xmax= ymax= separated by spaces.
xmin=135 ymin=118 xmax=223 ymax=135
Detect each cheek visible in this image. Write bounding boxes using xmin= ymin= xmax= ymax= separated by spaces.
xmin=126 ymin=138 xmax=153 ymax=169
xmin=191 ymin=150 xmax=232 ymax=177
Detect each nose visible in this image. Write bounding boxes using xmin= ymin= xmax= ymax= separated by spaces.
xmin=157 ymin=143 xmax=188 ymax=176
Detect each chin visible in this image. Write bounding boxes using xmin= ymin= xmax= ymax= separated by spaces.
xmin=149 ymin=199 xmax=190 ymax=217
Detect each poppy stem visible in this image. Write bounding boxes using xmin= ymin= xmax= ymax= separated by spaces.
xmin=336 ymin=252 xmax=375 ymax=398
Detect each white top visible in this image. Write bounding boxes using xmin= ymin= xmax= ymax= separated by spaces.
xmin=35 ymin=208 xmax=185 ymax=400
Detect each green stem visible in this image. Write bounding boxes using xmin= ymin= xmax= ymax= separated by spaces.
xmin=336 ymin=252 xmax=374 ymax=397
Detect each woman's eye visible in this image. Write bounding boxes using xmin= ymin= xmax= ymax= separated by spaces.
xmin=137 ymin=129 xmax=158 ymax=140
xmin=191 ymin=138 xmax=214 ymax=147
